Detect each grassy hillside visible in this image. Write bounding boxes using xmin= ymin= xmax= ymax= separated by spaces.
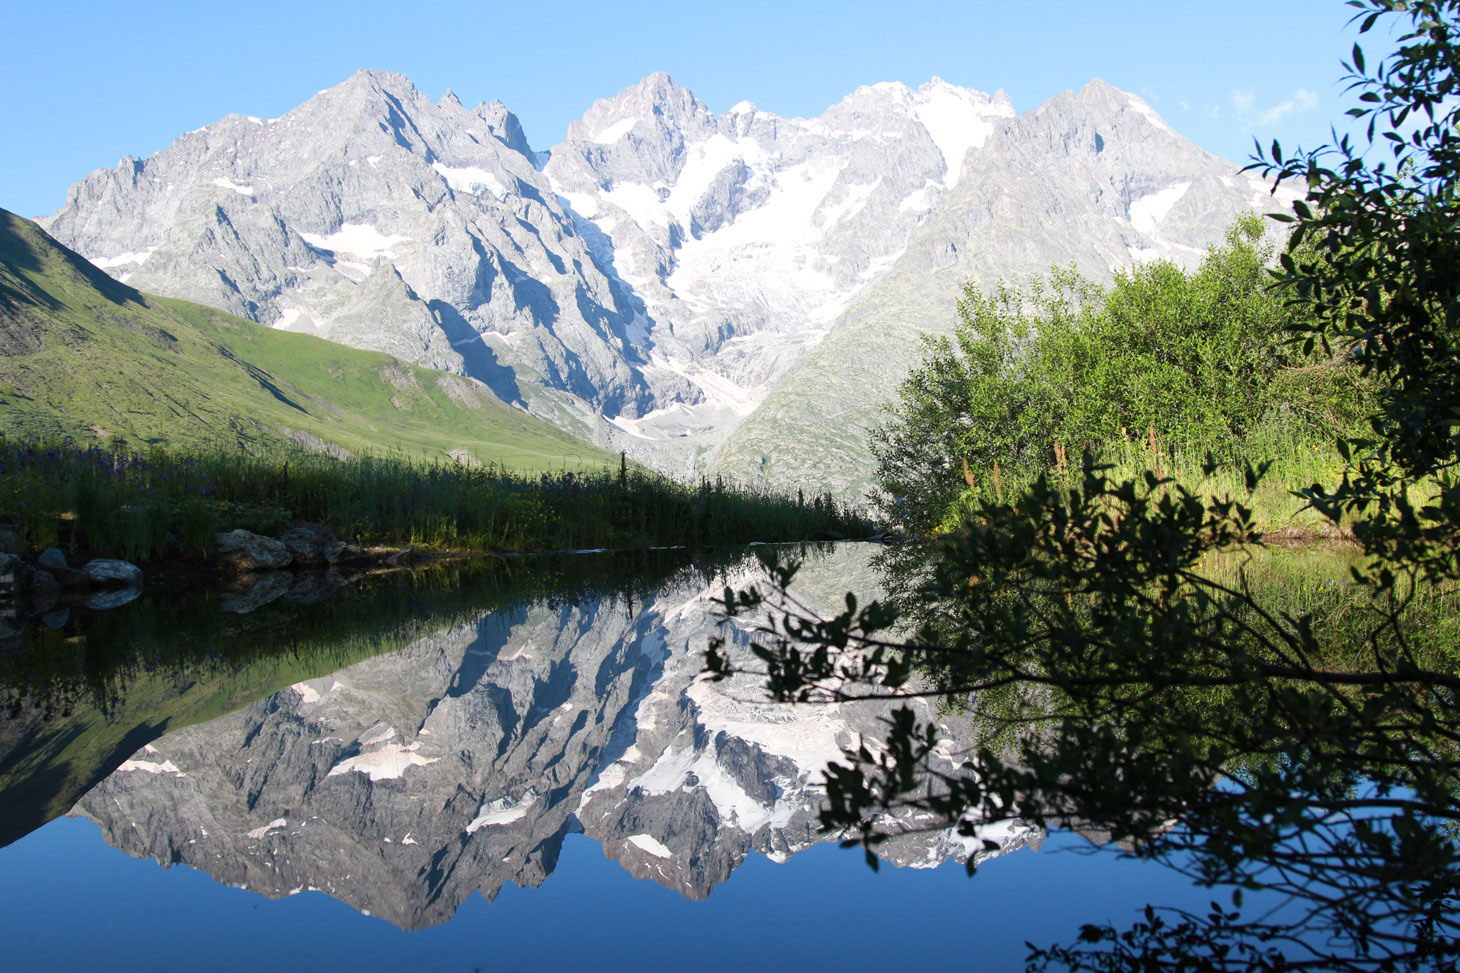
xmin=0 ymin=208 xmax=614 ymax=472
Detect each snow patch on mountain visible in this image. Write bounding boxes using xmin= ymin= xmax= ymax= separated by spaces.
xmin=431 ymin=162 xmax=509 ymax=201
xmin=90 ymin=247 xmax=157 ymax=270
xmin=299 ymin=223 xmax=412 ymax=258
xmin=211 ymin=177 xmax=256 ymax=197
xmin=326 ymin=741 xmax=437 ymax=781
xmin=1128 ymin=181 xmax=1191 ymax=236
xmin=466 ymin=793 xmax=537 ymax=832
xmin=1127 ymin=95 xmax=1172 ymax=132
xmin=909 ymin=79 xmax=1014 ymax=186
xmin=627 ymin=833 xmax=672 ymax=857
xmin=115 ymin=757 xmax=185 ymax=775
xmin=592 ymin=117 xmax=639 ymax=144
xmin=291 ymin=681 xmax=322 ymax=704
xmin=245 ymin=818 xmax=288 ymax=840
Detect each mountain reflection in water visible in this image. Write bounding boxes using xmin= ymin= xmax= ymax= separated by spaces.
xmin=63 ymin=544 xmax=1036 ymax=928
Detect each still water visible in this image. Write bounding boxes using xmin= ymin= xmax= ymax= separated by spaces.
xmin=0 ymin=544 xmax=1235 ymax=971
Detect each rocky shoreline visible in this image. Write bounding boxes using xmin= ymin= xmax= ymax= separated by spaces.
xmin=0 ymin=522 xmax=431 ymax=636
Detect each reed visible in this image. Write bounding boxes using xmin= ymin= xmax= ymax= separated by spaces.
xmin=942 ymin=421 xmax=1383 ymax=538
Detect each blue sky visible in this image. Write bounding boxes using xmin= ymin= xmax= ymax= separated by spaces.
xmin=4 ymin=0 xmax=1380 ymax=219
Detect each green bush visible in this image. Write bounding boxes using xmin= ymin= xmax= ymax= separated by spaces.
xmin=873 ymin=217 xmax=1375 ymax=532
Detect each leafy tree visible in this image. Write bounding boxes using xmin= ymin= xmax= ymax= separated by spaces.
xmin=1262 ymin=0 xmax=1460 ymax=591
xmin=872 ymin=219 xmax=1368 ymax=535
xmin=709 ymin=2 xmax=1460 ymax=968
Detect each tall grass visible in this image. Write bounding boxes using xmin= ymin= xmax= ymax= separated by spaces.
xmin=941 ymin=419 xmax=1371 ymax=537
xmin=0 ymin=436 xmax=874 ymax=559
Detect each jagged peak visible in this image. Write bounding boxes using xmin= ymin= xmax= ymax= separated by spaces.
xmin=568 ymin=71 xmax=716 ymax=146
xmin=841 ymin=80 xmax=915 ymax=107
xmin=633 ymin=71 xmax=683 ymax=96
xmin=1074 ymin=79 xmax=1174 ymax=132
xmin=473 ymin=99 xmax=535 ymax=159
xmin=1028 ymin=78 xmax=1176 ymax=135
xmin=832 ymin=79 xmax=1010 ymax=122
xmin=336 ymin=67 xmax=420 ymax=96
xmin=440 ymin=88 xmax=462 ymax=109
xmin=617 ymin=71 xmax=712 ymax=120
xmin=914 ymin=77 xmax=1013 ymax=116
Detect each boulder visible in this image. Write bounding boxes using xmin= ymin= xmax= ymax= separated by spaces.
xmin=86 ymin=587 xmax=141 ymax=610
xmin=282 ymin=523 xmax=335 ymax=566
xmin=49 ymin=565 xmax=91 ymax=589
xmin=28 ymin=584 xmax=58 ymax=614
xmin=26 ymin=567 xmax=59 ymax=592
xmin=328 ymin=541 xmax=367 ymax=564
xmin=219 ymin=571 xmax=292 ymax=614
xmin=84 ymin=559 xmax=144 ymax=587
xmin=284 ymin=570 xmax=346 ymax=607
xmin=37 ymin=548 xmax=68 ymax=572
xmin=0 ymin=553 xmax=17 ymax=596
xmin=214 ymin=530 xmax=292 ymax=571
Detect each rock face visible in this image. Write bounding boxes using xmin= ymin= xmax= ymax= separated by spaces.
xmin=37 ymin=549 xmax=68 ymax=573
xmin=72 ymin=546 xmax=1034 ymax=926
xmin=280 ymin=524 xmax=334 ymax=566
xmin=82 ymin=559 xmax=144 ymax=587
xmin=0 ymin=554 xmax=17 ymax=597
xmin=44 ymin=72 xmax=1293 ymax=494
xmin=214 ymin=530 xmax=292 ymax=571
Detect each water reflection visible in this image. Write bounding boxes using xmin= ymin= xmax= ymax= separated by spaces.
xmin=0 ymin=549 xmax=714 ymax=847
xmin=63 ymin=545 xmax=1037 ymax=928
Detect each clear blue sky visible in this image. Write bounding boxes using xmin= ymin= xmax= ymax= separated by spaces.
xmin=4 ymin=0 xmax=1384 ymax=219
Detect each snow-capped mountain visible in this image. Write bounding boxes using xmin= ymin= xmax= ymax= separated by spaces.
xmin=71 ymin=546 xmax=1036 ymax=926
xmin=543 ymin=74 xmax=1016 ymax=469
xmin=42 ymin=70 xmax=1292 ymax=491
xmin=40 ymin=71 xmax=652 ymax=438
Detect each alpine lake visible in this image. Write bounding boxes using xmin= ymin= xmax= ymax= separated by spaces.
xmin=0 ymin=541 xmax=1352 ymax=971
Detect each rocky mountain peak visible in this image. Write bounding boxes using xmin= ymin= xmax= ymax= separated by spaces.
xmin=44 ymin=70 xmax=1292 ymax=494
xmin=1046 ymin=77 xmax=1177 ymax=136
xmin=321 ymin=67 xmax=423 ymax=108
xmin=468 ymin=99 xmax=535 ymax=161
xmin=566 ymin=72 xmax=718 ymax=158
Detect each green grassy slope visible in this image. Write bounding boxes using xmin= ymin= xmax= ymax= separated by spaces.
xmin=0 ymin=208 xmax=614 ymax=472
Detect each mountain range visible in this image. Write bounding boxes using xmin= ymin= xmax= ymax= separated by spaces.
xmin=39 ymin=70 xmax=1295 ymax=495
